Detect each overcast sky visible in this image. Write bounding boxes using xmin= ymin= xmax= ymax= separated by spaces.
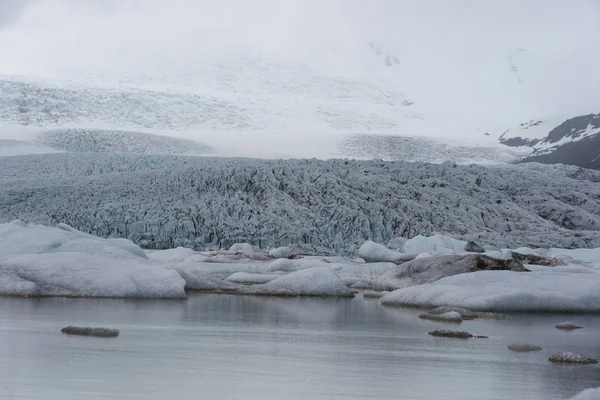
xmin=0 ymin=0 xmax=598 ymax=126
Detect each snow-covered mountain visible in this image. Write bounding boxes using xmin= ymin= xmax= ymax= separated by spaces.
xmin=0 ymin=1 xmax=599 ymax=163
xmin=499 ymin=113 xmax=600 ymax=170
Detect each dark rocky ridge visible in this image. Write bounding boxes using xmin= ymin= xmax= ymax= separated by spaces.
xmin=520 ymin=134 xmax=600 ymax=170
xmin=501 ymin=113 xmax=600 ymax=170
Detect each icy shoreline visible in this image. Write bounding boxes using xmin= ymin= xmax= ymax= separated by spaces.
xmin=1 ymin=221 xmax=600 ymax=314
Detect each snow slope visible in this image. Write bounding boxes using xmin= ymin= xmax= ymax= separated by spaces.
xmin=498 ymin=113 xmax=600 ymax=170
xmin=1 ymin=1 xmax=599 ymax=161
xmin=1 ymin=153 xmax=599 ymax=252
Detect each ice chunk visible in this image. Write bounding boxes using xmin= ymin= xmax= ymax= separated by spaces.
xmin=357 ymin=241 xmax=416 ymax=263
xmin=549 ymin=352 xmax=598 ymax=364
xmin=387 ymin=237 xmax=407 ymax=250
xmin=61 ymin=326 xmax=119 ymax=338
xmin=329 ymin=262 xmax=397 ymax=284
xmin=427 ymin=306 xmax=505 ymax=320
xmin=229 ymin=243 xmax=257 ymax=254
xmin=169 ymin=267 xmax=242 ymax=291
xmin=247 ymin=267 xmax=353 ymax=297
xmin=464 ymin=241 xmax=485 ymax=253
xmin=1 ymin=252 xmax=186 ymax=298
xmin=548 ymin=248 xmax=600 ymax=264
xmin=269 ymin=246 xmax=293 ymax=259
xmin=362 ymin=290 xmax=389 ymax=299
xmin=146 ymin=247 xmax=198 ymax=263
xmin=418 ymin=311 xmax=462 ymax=323
xmin=403 ymin=235 xmax=467 ymax=254
xmin=555 ymin=322 xmax=583 ymax=330
xmin=428 ymin=330 xmax=488 ymax=339
xmin=264 ymin=258 xmax=329 ymax=273
xmin=381 ymin=269 xmax=600 ymax=312
xmin=350 ymin=280 xmax=372 ymax=289
xmin=0 ymin=222 xmax=185 ymax=298
xmin=0 ymin=221 xmax=149 ymax=261
xmin=570 ymin=388 xmax=600 ymax=400
xmin=376 ymin=254 xmax=527 ymax=291
xmin=226 ymin=272 xmax=281 ymax=284
xmin=507 ymin=343 xmax=543 ymax=352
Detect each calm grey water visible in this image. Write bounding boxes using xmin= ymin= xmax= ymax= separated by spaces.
xmin=1 ymin=294 xmax=599 ymax=400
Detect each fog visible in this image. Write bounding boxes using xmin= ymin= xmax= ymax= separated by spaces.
xmin=0 ymin=0 xmax=599 ymax=132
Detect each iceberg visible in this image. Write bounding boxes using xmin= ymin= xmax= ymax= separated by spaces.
xmin=402 ymin=235 xmax=467 ymax=255
xmin=357 ymin=241 xmax=416 ymax=263
xmin=268 ymin=246 xmax=293 ymax=259
xmin=570 ymin=388 xmax=600 ymax=400
xmin=381 ymin=268 xmax=600 ymax=312
xmin=376 ymin=254 xmax=527 ymax=291
xmin=1 ymin=252 xmax=186 ymax=298
xmin=226 ymin=272 xmax=281 ymax=284
xmin=549 ymin=352 xmax=598 ymax=364
xmin=246 ymin=267 xmax=353 ymax=297
xmin=418 ymin=311 xmax=462 ymax=323
xmin=0 ymin=221 xmax=186 ymax=298
xmin=507 ymin=344 xmax=543 ymax=352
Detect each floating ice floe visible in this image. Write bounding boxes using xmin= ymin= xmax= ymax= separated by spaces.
xmin=549 ymin=352 xmax=598 ymax=364
xmin=0 ymin=221 xmax=186 ymax=298
xmin=555 ymin=322 xmax=583 ymax=331
xmin=419 ymin=311 xmax=463 ymax=323
xmin=507 ymin=344 xmax=543 ymax=352
xmin=61 ymin=326 xmax=120 ymax=338
xmin=428 ymin=330 xmax=488 ymax=339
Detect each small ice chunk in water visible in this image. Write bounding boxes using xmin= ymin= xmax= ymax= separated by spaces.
xmin=61 ymin=326 xmax=119 ymax=338
xmin=549 ymin=352 xmax=598 ymax=364
xmin=570 ymin=387 xmax=600 ymax=399
xmin=555 ymin=322 xmax=583 ymax=330
xmin=362 ymin=290 xmax=389 ymax=299
xmin=507 ymin=343 xmax=543 ymax=352
xmin=419 ymin=311 xmax=463 ymax=323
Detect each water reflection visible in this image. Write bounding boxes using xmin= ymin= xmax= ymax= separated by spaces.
xmin=0 ymin=295 xmax=598 ymax=400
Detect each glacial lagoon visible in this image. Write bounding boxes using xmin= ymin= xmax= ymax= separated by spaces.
xmin=1 ymin=294 xmax=599 ymax=400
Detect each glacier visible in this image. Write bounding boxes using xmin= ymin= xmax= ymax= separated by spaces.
xmin=1 ymin=153 xmax=599 ymax=252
